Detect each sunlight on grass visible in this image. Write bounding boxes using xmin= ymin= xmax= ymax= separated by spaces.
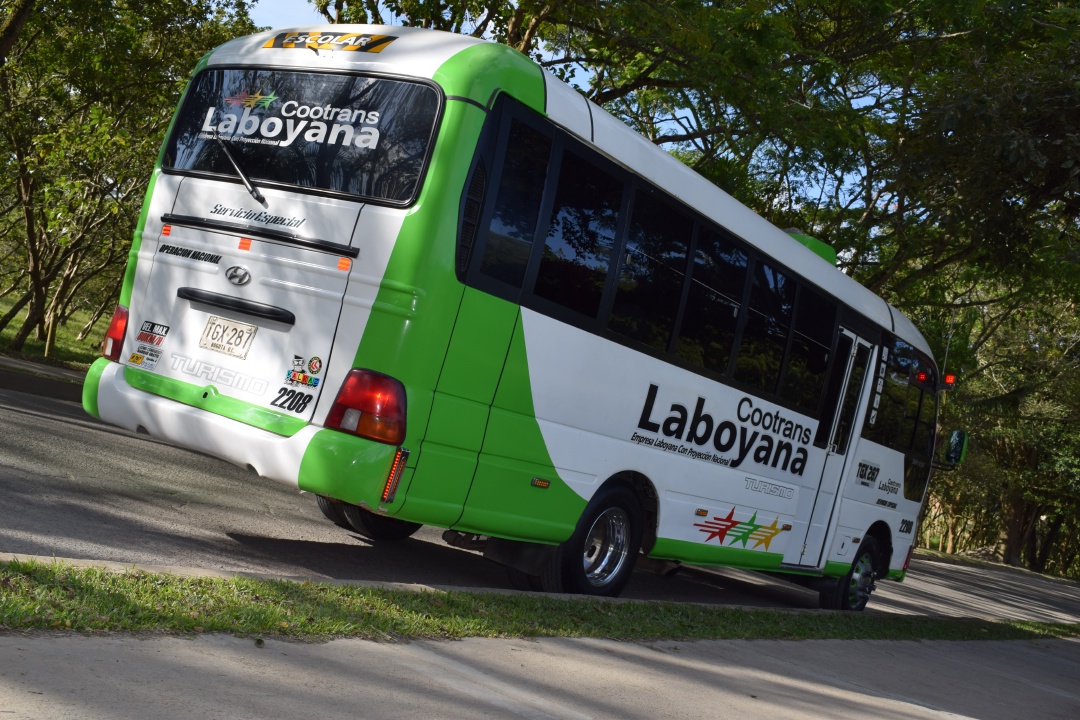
xmin=2 ymin=560 xmax=1077 ymax=642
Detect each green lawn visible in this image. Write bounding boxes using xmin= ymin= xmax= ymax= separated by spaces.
xmin=0 ymin=294 xmax=103 ymax=368
xmin=2 ymin=559 xmax=1077 ymax=642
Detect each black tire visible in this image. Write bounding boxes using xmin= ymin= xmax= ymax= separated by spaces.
xmin=539 ymin=483 xmax=644 ymax=597
xmin=821 ymin=536 xmax=879 ymax=611
xmin=342 ymin=503 xmax=422 ymax=541
xmin=315 ymin=495 xmax=351 ymax=530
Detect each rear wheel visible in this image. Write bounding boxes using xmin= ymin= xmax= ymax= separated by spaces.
xmin=315 ymin=495 xmax=351 ymax=530
xmin=821 ymin=536 xmax=879 ymax=611
xmin=539 ymin=483 xmax=643 ymax=597
xmin=342 ymin=503 xmax=422 ymax=541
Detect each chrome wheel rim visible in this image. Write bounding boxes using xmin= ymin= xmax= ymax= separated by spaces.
xmin=582 ymin=507 xmax=631 ymax=587
xmin=846 ymin=550 xmax=877 ymax=609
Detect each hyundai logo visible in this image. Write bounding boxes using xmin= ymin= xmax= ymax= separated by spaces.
xmin=225 ymin=266 xmax=251 ymax=286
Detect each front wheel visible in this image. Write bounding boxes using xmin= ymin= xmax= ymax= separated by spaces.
xmin=342 ymin=504 xmax=422 ymax=541
xmin=540 ymin=483 xmax=644 ymax=597
xmin=821 ymin=536 xmax=879 ymax=611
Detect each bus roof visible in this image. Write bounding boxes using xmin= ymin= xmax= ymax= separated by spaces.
xmin=204 ymin=24 xmax=934 ymax=361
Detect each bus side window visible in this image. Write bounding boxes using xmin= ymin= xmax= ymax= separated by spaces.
xmin=779 ymin=287 xmax=836 ymax=414
xmin=478 ymin=118 xmax=552 ymax=288
xmin=532 ymin=149 xmax=623 ymax=319
xmin=673 ymin=227 xmax=748 ymax=376
xmin=608 ymin=189 xmax=693 ymax=352
xmin=733 ymin=261 xmax=795 ymax=393
xmin=905 ymin=390 xmax=937 ymax=501
xmin=865 ymin=337 xmax=920 ymax=449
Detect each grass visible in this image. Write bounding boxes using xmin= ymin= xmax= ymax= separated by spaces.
xmin=2 ymin=559 xmax=1078 ymax=642
xmin=0 ymin=294 xmax=103 ymax=369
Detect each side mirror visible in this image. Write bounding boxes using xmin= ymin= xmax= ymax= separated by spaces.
xmin=943 ymin=429 xmax=968 ymax=466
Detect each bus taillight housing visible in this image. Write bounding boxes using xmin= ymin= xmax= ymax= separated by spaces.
xmin=102 ymin=305 xmax=129 ymax=362
xmin=325 ymin=369 xmax=407 ymax=446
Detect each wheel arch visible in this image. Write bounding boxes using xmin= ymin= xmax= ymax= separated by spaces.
xmin=865 ymin=520 xmax=894 ymax=572
xmin=599 ymin=470 xmax=659 ymax=554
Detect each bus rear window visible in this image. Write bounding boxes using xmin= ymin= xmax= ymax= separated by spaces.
xmin=164 ymin=68 xmax=441 ymax=205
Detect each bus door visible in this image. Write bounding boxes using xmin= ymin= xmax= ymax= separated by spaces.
xmin=782 ymin=329 xmax=873 ymax=567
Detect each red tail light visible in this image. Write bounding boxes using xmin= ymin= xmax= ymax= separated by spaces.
xmin=325 ymin=369 xmax=407 ymax=445
xmin=102 ymin=305 xmax=129 ymax=362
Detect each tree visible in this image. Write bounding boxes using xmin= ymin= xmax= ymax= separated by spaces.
xmin=0 ymin=0 xmax=257 ymax=356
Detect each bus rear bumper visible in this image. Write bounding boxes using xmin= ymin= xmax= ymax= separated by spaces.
xmin=87 ymin=360 xmax=316 ymax=488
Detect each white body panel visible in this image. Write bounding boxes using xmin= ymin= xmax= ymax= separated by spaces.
xmin=94 ymin=361 xmax=314 ymax=485
xmin=523 ymin=309 xmax=831 ymax=560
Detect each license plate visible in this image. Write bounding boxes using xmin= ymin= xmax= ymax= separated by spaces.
xmin=199 ymin=315 xmax=257 ymax=359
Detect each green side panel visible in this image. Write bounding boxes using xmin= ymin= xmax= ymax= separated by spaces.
xmin=427 ymin=392 xmax=491 ymax=452
xmin=119 ymin=169 xmax=160 ymax=307
xmin=887 ymin=569 xmax=906 ymax=581
xmin=296 ymin=429 xmax=401 ymax=507
xmin=322 ymin=101 xmax=479 ymax=515
xmin=433 ymin=42 xmax=545 ymax=112
xmin=82 ymin=358 xmax=110 ymax=419
xmin=296 ymin=45 xmax=547 ymax=520
xmin=650 ymin=537 xmax=784 ymax=571
xmin=489 ymin=311 xmax=539 ymax=414
xmin=123 ymin=365 xmax=306 ymax=436
xmin=400 ymin=277 xmax=519 ymax=525
xmin=436 ymin=287 xmax=518 ymax=403
xmin=454 ymin=319 xmax=586 ymax=544
xmin=398 ymin=445 xmax=476 ymax=524
xmin=823 ymin=560 xmax=850 ymax=578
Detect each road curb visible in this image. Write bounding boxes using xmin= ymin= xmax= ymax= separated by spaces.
xmin=0 ymin=356 xmax=85 ymax=403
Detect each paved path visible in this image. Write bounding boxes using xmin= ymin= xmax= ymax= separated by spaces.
xmin=1 ymin=634 xmax=1078 ymax=719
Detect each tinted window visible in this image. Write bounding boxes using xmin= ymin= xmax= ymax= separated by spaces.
xmin=674 ymin=227 xmax=747 ymax=374
xmin=733 ymin=262 xmax=794 ymax=392
xmin=865 ymin=338 xmax=920 ymax=449
xmin=608 ymin=190 xmax=692 ymax=351
xmin=905 ymin=385 xmax=938 ymax=500
xmin=165 ymin=68 xmax=440 ymax=204
xmin=833 ymin=343 xmax=870 ymax=455
xmin=533 ymin=150 xmax=622 ymax=318
xmin=480 ymin=119 xmax=551 ymax=286
xmin=779 ymin=287 xmax=836 ymax=412
xmin=863 ymin=336 xmax=938 ymax=463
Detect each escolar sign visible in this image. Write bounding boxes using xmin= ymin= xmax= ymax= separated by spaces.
xmin=261 ymin=31 xmax=397 ymax=53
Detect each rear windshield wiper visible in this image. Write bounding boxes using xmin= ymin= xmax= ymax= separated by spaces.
xmin=212 ymin=131 xmax=266 ymax=204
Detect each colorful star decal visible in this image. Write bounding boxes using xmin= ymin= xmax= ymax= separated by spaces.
xmin=749 ymin=516 xmax=784 ymax=551
xmin=725 ymin=511 xmax=763 ymax=548
xmin=224 ymin=90 xmax=280 ymax=109
xmin=254 ymin=91 xmax=280 ymax=109
xmin=694 ymin=507 xmax=741 ymax=544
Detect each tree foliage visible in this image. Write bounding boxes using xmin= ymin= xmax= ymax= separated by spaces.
xmin=0 ymin=0 xmax=256 ymax=355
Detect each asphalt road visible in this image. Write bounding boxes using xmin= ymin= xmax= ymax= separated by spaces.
xmin=1 ymin=383 xmax=1079 ymax=622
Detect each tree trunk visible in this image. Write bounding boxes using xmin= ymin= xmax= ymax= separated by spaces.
xmin=0 ymin=0 xmax=36 ymax=69
xmin=9 ymin=297 xmax=42 ymax=351
xmin=0 ymin=284 xmax=33 ymax=336
xmin=1031 ymin=516 xmax=1063 ymax=574
xmin=42 ymin=252 xmax=81 ymax=357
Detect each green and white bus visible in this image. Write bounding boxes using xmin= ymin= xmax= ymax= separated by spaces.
xmin=83 ymin=24 xmax=945 ymax=609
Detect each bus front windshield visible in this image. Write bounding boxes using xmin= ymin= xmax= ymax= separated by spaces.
xmin=164 ymin=68 xmax=441 ymax=206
